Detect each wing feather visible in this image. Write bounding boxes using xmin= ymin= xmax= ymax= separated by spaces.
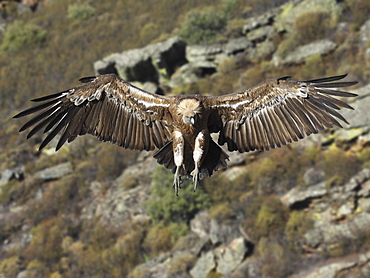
xmin=208 ymin=74 xmax=357 ymax=152
xmin=13 ymin=74 xmax=172 ymax=151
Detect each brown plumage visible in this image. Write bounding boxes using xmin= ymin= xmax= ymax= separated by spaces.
xmin=13 ymin=73 xmax=357 ymax=194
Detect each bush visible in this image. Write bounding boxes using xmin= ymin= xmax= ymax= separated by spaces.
xmin=320 ymin=145 xmax=361 ymax=185
xmin=178 ymin=6 xmax=227 ymax=44
xmin=144 ymin=166 xmax=211 ymax=224
xmin=1 ymin=20 xmax=47 ymax=52
xmin=254 ymin=196 xmax=288 ymax=238
xmin=67 ymin=3 xmax=95 ymax=20
xmin=294 ymin=10 xmax=330 ymax=44
xmin=166 ymin=253 xmax=197 ymax=276
xmin=285 ymin=210 xmax=313 ymax=250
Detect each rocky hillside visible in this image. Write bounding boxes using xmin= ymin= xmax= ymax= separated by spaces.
xmin=1 ymin=0 xmax=370 ymax=277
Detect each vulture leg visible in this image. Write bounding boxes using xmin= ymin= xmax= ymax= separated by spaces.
xmin=191 ymin=130 xmax=209 ymax=192
xmin=173 ymin=131 xmax=184 ymax=196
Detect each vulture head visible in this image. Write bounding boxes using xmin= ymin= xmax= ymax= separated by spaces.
xmin=177 ymin=98 xmax=202 ymax=125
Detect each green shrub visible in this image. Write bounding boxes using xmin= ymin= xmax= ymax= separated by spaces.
xmin=1 ymin=20 xmax=47 ymax=52
xmin=144 ymin=166 xmax=211 ymax=224
xmin=0 ymin=256 xmax=20 ymax=277
xmin=142 ymin=224 xmax=176 ymax=256
xmin=285 ymin=210 xmax=313 ymax=250
xmin=320 ymin=145 xmax=361 ymax=184
xmin=254 ymin=196 xmax=288 ymax=238
xmin=203 ymin=171 xmax=251 ymax=204
xmin=166 ymin=253 xmax=197 ymax=276
xmin=346 ymin=0 xmax=370 ymax=30
xmin=67 ymin=3 xmax=95 ymax=20
xmin=294 ymin=10 xmax=330 ymax=44
xmin=178 ymin=6 xmax=227 ymax=44
xmin=256 ymin=237 xmax=290 ymax=278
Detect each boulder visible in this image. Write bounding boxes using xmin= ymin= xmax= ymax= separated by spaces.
xmin=215 ymin=237 xmax=248 ymax=276
xmin=283 ymin=39 xmax=337 ymax=64
xmin=293 ymin=251 xmax=370 ymax=278
xmin=94 ymin=37 xmax=186 ymax=83
xmin=242 ymin=11 xmax=275 ymax=34
xmin=0 ymin=166 xmax=24 ymax=187
xmin=276 ymin=0 xmax=343 ymax=33
xmin=281 ymin=181 xmax=327 ymax=208
xmin=189 ymin=251 xmax=216 ymax=278
xmin=360 ymin=19 xmax=370 ymax=47
xmin=34 ymin=162 xmax=72 ymax=180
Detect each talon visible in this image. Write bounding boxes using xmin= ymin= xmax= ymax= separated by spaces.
xmin=173 ymin=167 xmax=181 ymax=196
xmin=191 ymin=167 xmax=199 ymax=192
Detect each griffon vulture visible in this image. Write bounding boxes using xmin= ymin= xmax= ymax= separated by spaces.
xmin=13 ymin=73 xmax=357 ymax=195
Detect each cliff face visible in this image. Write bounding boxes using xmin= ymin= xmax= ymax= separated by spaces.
xmin=1 ymin=0 xmax=370 ymax=277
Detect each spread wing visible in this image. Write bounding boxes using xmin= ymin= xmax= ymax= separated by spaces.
xmin=208 ymin=74 xmax=357 ymax=152
xmin=13 ymin=74 xmax=173 ymax=151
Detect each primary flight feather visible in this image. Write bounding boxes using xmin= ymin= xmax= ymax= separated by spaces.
xmin=14 ymin=73 xmax=357 ymax=195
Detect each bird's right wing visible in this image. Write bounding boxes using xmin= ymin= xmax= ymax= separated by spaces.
xmin=13 ymin=74 xmax=173 ymax=151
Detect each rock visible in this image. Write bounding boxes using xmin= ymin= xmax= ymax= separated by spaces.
xmin=360 ymin=19 xmax=370 ymax=47
xmin=0 ymin=166 xmax=24 ymax=187
xmin=293 ymin=251 xmax=370 ymax=278
xmin=94 ymin=37 xmax=186 ymax=83
xmin=247 ymin=25 xmax=274 ymax=43
xmin=276 ymin=0 xmax=343 ymax=33
xmin=344 ymin=168 xmax=370 ymax=192
xmin=230 ymin=257 xmax=261 ymax=278
xmin=337 ymin=203 xmax=353 ymax=216
xmin=167 ymin=63 xmax=205 ymax=88
xmin=224 ymin=37 xmax=252 ymax=55
xmin=281 ymin=181 xmax=327 ymax=208
xmin=358 ymin=180 xmax=370 ymax=197
xmin=209 ymin=218 xmax=241 ymax=245
xmin=34 ymin=162 xmax=72 ymax=180
xmin=242 ymin=11 xmax=275 ymax=34
xmin=81 ymin=157 xmax=156 ymax=227
xmin=283 ymin=39 xmax=337 ymax=64
xmin=358 ymin=198 xmax=370 ymax=212
xmin=340 ymin=91 xmax=370 ymax=130
xmin=186 ymin=44 xmax=223 ymax=64
xmin=190 ymin=210 xmax=210 ymax=239
xmin=334 ymin=127 xmax=366 ymax=143
xmin=190 ymin=251 xmax=216 ymax=278
xmin=303 ymin=168 xmax=325 ymax=186
xmin=305 ymin=211 xmax=370 ymax=248
xmin=215 ymin=237 xmax=248 ymax=276
xmin=133 ymin=252 xmax=171 ymax=278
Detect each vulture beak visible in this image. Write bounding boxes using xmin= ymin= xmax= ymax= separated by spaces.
xmin=185 ymin=115 xmax=195 ymax=125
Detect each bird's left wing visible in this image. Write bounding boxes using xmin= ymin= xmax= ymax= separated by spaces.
xmin=13 ymin=74 xmax=173 ymax=151
xmin=207 ymin=74 xmax=357 ymax=152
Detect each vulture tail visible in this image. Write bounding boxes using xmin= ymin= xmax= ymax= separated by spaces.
xmin=198 ymin=139 xmax=229 ymax=180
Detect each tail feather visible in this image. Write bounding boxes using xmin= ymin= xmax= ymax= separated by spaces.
xmin=199 ymin=139 xmax=229 ymax=180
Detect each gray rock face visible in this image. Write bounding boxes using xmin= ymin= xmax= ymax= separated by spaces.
xmin=189 ymin=237 xmax=248 ymax=278
xmin=94 ymin=37 xmax=186 ymax=83
xmin=0 ymin=167 xmax=24 ymax=187
xmin=294 ymin=251 xmax=370 ymax=278
xmin=215 ymin=238 xmax=248 ymax=276
xmin=283 ymin=39 xmax=337 ymax=64
xmin=281 ymin=181 xmax=327 ymax=208
xmin=33 ymin=162 xmax=72 ymax=180
xmin=276 ymin=0 xmax=343 ymax=33
xmin=360 ymin=19 xmax=370 ymax=47
xmin=190 ymin=251 xmax=216 ymax=278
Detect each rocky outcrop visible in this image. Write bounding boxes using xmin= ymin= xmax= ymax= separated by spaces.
xmin=283 ymin=39 xmax=337 ymax=64
xmin=94 ymin=37 xmax=187 ymax=84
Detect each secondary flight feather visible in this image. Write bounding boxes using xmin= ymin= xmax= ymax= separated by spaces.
xmin=14 ymin=73 xmax=357 ymax=195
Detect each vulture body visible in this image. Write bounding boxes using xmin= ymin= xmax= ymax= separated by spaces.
xmin=14 ymin=74 xmax=357 ymax=195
